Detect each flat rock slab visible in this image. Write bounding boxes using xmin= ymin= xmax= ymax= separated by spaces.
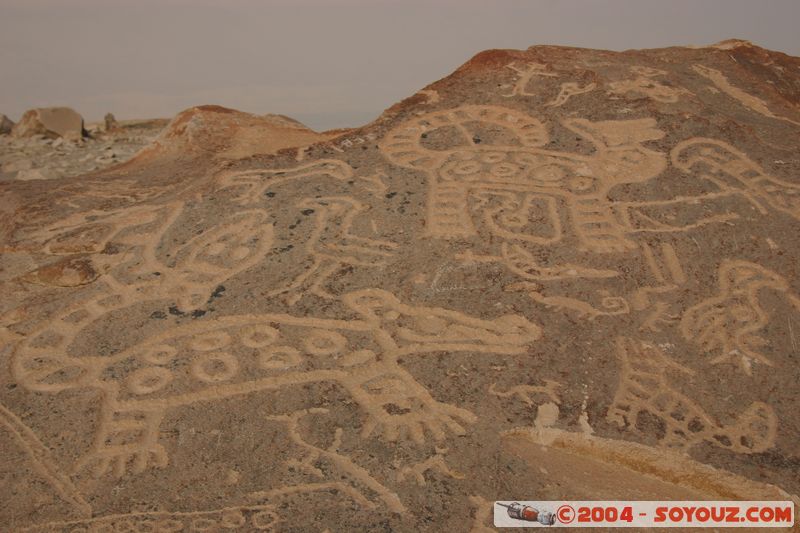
xmin=1 ymin=39 xmax=799 ymax=532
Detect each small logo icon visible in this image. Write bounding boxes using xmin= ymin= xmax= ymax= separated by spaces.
xmin=497 ymin=502 xmax=556 ymax=525
xmin=557 ymin=504 xmax=576 ymax=524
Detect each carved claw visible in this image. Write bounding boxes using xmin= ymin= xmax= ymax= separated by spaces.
xmin=361 ymin=401 xmax=477 ymax=446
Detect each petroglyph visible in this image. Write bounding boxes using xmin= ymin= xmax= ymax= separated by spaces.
xmin=249 ymin=483 xmax=382 ymax=515
xmin=27 ymin=202 xmax=174 ymax=256
xmin=607 ymin=337 xmax=777 ymax=453
xmin=609 ymin=66 xmax=689 ymax=103
xmin=380 ymin=105 xmax=667 ymax=252
xmin=469 ymin=191 xmax=563 ymax=245
xmin=628 ymin=242 xmax=687 ymax=331
xmin=509 ymin=283 xmax=631 ymax=321
xmin=265 ymin=408 xmax=405 ymax=513
xmin=672 ymin=137 xmax=800 ymax=221
xmin=460 ymin=243 xmax=619 ymax=281
xmin=22 ymin=503 xmax=283 ymax=532
xmin=681 ymin=260 xmax=800 ymax=374
xmin=13 ymin=289 xmax=541 ymax=477
xmin=397 ymin=449 xmax=464 ymax=486
xmin=330 ymin=133 xmax=379 ymax=154
xmin=693 ymin=64 xmax=800 ymax=125
xmin=37 ymin=179 xmax=174 ymax=211
xmin=216 ymin=158 xmax=385 ymax=205
xmin=489 ymin=380 xmax=561 ymax=406
xmin=18 ymin=201 xmax=273 ymax=312
xmin=264 ymin=196 xmax=397 ymax=304
xmin=425 ymin=262 xmax=484 ymax=294
xmin=357 ymin=170 xmax=389 ymax=196
xmin=547 ymin=82 xmax=597 ymax=107
xmin=613 ymin=195 xmax=740 ymax=234
xmin=0 ymin=402 xmax=91 ymax=517
xmin=375 ymin=105 xmax=744 ymax=324
xmin=7 ymin=205 xmax=274 ymax=406
xmin=501 ymin=62 xmax=558 ymax=97
xmin=217 ymin=159 xmax=353 ymax=205
xmin=638 ymin=300 xmax=680 ymax=333
xmin=641 ymin=242 xmax=686 ymax=286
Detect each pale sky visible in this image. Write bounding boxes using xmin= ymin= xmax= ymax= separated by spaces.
xmin=1 ymin=0 xmax=798 ymax=131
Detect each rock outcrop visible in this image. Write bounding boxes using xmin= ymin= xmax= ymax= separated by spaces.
xmin=1 ymin=40 xmax=799 ymax=531
xmin=0 ymin=114 xmax=14 ymax=135
xmin=11 ymin=106 xmax=86 ymax=139
xmin=127 ymin=105 xmax=334 ymax=165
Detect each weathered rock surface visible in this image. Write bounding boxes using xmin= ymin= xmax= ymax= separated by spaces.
xmin=11 ymin=107 xmax=86 ymax=139
xmin=0 ymin=114 xmax=14 ymax=135
xmin=1 ymin=40 xmax=800 ymax=531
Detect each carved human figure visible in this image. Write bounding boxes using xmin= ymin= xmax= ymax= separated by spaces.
xmin=380 ymin=105 xmax=666 ymax=254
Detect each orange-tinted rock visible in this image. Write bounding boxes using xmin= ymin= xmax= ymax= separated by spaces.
xmin=128 ymin=105 xmax=332 ymax=164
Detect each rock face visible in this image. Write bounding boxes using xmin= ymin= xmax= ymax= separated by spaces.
xmin=1 ymin=40 xmax=800 ymax=531
xmin=0 ymin=114 xmax=14 ymax=135
xmin=11 ymin=106 xmax=85 ymax=139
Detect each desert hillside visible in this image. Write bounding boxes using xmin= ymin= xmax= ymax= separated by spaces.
xmin=1 ymin=39 xmax=800 ymax=531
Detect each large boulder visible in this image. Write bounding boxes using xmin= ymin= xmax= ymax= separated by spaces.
xmin=0 ymin=114 xmax=14 ymax=135
xmin=11 ymin=107 xmax=85 ymax=139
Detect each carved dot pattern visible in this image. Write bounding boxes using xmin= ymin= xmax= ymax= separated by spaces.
xmin=128 ymin=367 xmax=173 ymax=395
xmin=191 ymin=352 xmax=239 ymax=383
xmin=302 ymin=330 xmax=348 ymax=356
